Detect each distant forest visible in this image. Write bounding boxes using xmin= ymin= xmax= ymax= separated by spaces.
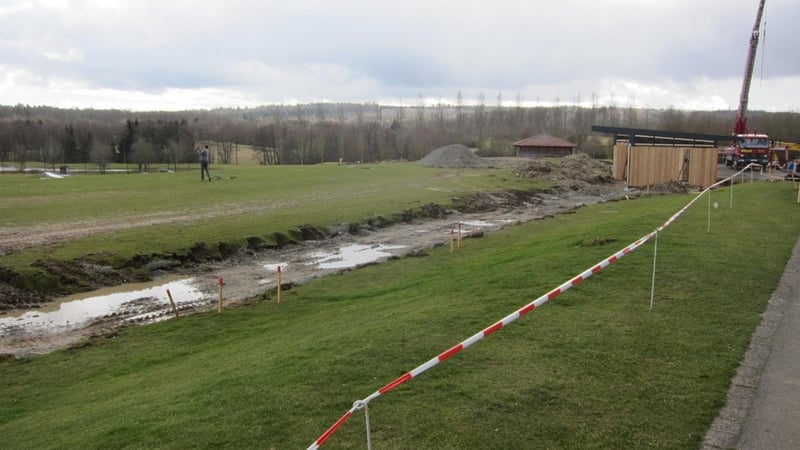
xmin=1 ymin=101 xmax=798 ymax=170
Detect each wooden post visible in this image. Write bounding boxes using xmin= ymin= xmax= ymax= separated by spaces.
xmin=166 ymin=289 xmax=180 ymax=319
xmin=277 ymin=266 xmax=282 ymax=304
xmin=217 ymin=277 xmax=224 ymax=313
xmin=450 ymin=229 xmax=454 ymax=253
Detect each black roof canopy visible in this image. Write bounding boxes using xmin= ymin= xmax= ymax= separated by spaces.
xmin=591 ymin=125 xmax=733 ymax=147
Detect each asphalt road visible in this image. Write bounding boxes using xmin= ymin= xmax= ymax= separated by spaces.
xmin=702 ymin=235 xmax=800 ymax=449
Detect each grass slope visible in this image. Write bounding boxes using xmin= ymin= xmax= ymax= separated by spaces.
xmin=1 ymin=181 xmax=800 ymax=449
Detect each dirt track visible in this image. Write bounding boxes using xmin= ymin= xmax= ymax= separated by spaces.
xmin=0 ymin=199 xmax=307 ymax=256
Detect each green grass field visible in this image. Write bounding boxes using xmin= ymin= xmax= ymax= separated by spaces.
xmin=2 ymin=168 xmax=800 ymax=448
xmin=0 ymin=163 xmax=540 ymax=281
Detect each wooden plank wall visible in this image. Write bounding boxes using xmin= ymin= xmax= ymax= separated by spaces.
xmin=613 ymin=144 xmax=628 ymax=180
xmin=612 ymin=144 xmax=718 ymax=188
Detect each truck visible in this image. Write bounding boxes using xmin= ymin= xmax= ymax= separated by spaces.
xmin=724 ymin=133 xmax=772 ymax=168
xmin=721 ymin=0 xmax=774 ymax=169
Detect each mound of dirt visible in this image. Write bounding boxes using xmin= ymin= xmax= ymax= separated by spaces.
xmin=515 ymin=153 xmax=613 ymax=186
xmin=417 ymin=144 xmax=490 ymax=168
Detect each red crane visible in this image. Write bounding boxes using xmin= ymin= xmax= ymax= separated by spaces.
xmin=724 ymin=0 xmax=772 ymax=169
xmin=733 ymin=0 xmax=766 ymax=135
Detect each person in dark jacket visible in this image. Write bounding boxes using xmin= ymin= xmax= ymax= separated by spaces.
xmin=197 ymin=145 xmax=211 ymax=181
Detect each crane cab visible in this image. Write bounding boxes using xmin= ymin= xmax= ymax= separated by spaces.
xmin=726 ymin=133 xmax=771 ymax=169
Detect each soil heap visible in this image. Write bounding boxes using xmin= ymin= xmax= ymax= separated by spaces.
xmin=515 ymin=153 xmax=614 ymax=188
xmin=417 ymin=144 xmax=491 ymax=168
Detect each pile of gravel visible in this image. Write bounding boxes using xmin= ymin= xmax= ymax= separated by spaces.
xmin=417 ymin=144 xmax=490 ymax=168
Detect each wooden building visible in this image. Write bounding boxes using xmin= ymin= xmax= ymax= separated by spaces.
xmin=612 ymin=144 xmax=718 ymax=188
xmin=591 ymin=126 xmax=726 ymax=189
xmin=513 ymin=134 xmax=576 ymax=158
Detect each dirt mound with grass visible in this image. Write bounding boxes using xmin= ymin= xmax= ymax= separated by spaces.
xmin=417 ymin=144 xmax=491 ymax=168
xmin=515 ymin=153 xmax=613 ymax=188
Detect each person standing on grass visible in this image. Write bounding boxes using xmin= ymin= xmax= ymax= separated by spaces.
xmin=197 ymin=145 xmax=211 ymax=181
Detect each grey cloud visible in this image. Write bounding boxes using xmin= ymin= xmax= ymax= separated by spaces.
xmin=0 ymin=0 xmax=797 ymax=110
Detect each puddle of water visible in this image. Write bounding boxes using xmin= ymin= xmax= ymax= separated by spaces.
xmin=0 ymin=278 xmax=202 ymax=337
xmin=258 ymin=262 xmax=290 ymax=285
xmin=460 ymin=220 xmax=495 ymax=227
xmin=449 ymin=220 xmax=493 ymax=236
xmin=263 ymin=262 xmax=289 ymax=272
xmin=307 ymin=244 xmax=406 ymax=270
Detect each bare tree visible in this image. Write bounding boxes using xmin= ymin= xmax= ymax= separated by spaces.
xmin=131 ymin=138 xmax=154 ymax=173
xmin=456 ymin=90 xmax=464 ymax=126
xmin=514 ymin=92 xmax=524 ymax=130
xmin=435 ymin=96 xmax=445 ymax=130
xmin=416 ymin=93 xmax=425 ymax=126
xmin=90 ymin=139 xmax=114 ymax=173
xmin=474 ymin=92 xmax=486 ymax=144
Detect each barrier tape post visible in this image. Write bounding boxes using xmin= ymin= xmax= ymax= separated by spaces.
xmin=457 ymin=222 xmax=462 ymax=248
xmin=363 ymin=401 xmax=373 ymax=450
xmin=217 ymin=277 xmax=224 ymax=313
xmin=796 ymin=181 xmax=800 ymax=204
xmin=450 ymin=229 xmax=454 ymax=253
xmin=707 ymin=190 xmax=712 ymax=234
xmin=650 ymin=231 xmax=658 ymax=311
xmin=166 ymin=289 xmax=180 ymax=319
xmin=277 ymin=266 xmax=282 ymax=304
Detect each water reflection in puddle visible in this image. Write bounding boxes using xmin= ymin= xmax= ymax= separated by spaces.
xmin=263 ymin=262 xmax=288 ymax=272
xmin=0 ymin=278 xmax=203 ymax=338
xmin=307 ymin=244 xmax=406 ymax=270
xmin=460 ymin=220 xmax=494 ymax=227
xmin=258 ymin=262 xmax=289 ymax=285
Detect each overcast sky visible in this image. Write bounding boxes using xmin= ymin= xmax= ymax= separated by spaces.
xmin=1 ymin=0 xmax=797 ymax=112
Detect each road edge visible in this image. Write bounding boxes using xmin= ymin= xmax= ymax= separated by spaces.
xmin=701 ymin=234 xmax=800 ymax=449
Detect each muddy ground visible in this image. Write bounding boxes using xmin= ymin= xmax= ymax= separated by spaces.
xmin=1 ymin=155 xmax=657 ymax=358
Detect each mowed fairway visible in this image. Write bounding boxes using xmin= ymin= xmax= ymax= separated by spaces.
xmin=1 ymin=169 xmax=800 ymax=448
xmin=0 ymin=162 xmax=537 ymax=269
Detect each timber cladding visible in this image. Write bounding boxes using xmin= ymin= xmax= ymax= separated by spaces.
xmin=613 ymin=144 xmax=718 ymax=188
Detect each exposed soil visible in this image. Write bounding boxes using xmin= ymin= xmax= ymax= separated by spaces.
xmin=0 ymin=154 xmax=643 ymax=358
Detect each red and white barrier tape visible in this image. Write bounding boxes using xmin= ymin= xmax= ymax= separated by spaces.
xmin=307 ymin=232 xmax=654 ymax=449
xmin=308 ymin=167 xmax=756 ymax=449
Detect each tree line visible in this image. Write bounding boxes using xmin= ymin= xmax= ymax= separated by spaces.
xmin=1 ymin=100 xmax=798 ymax=171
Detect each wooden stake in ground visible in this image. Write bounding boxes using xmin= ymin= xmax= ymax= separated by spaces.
xmin=217 ymin=278 xmax=224 ymax=313
xmin=277 ymin=266 xmax=282 ymax=304
xmin=166 ymin=289 xmax=180 ymax=319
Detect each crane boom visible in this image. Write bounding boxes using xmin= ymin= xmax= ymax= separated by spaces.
xmin=723 ymin=0 xmax=773 ymax=169
xmin=734 ymin=0 xmax=766 ymax=134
